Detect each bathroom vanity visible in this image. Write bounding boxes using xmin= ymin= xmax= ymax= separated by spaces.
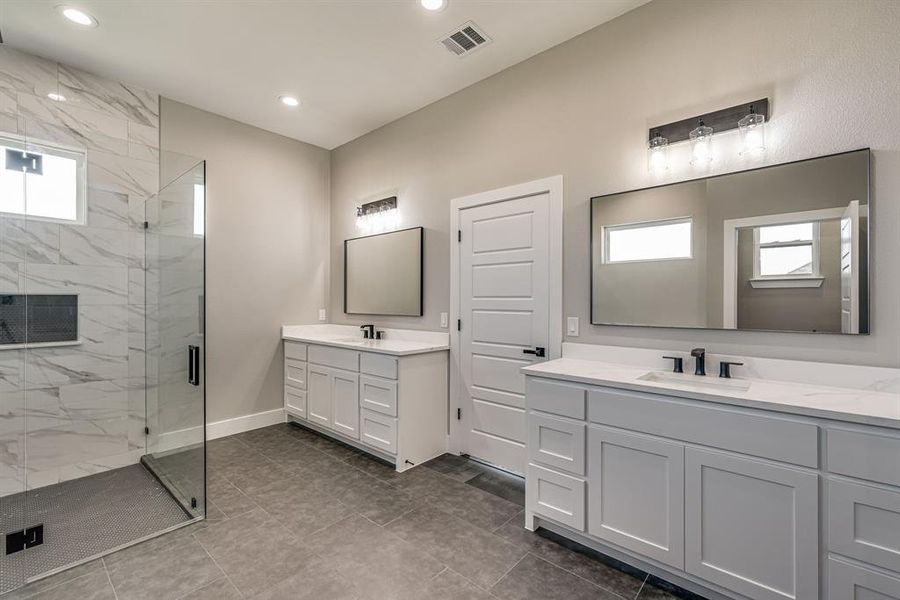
xmin=282 ymin=324 xmax=449 ymax=471
xmin=522 ymin=346 xmax=900 ymax=600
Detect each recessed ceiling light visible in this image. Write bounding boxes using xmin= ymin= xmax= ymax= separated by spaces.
xmin=420 ymin=0 xmax=446 ymax=12
xmin=58 ymin=6 xmax=98 ymax=27
xmin=278 ymin=95 xmax=300 ymax=107
xmin=47 ymin=92 xmax=67 ymax=102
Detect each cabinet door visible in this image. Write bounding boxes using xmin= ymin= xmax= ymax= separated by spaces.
xmin=332 ymin=369 xmax=360 ymax=440
xmin=307 ymin=366 xmax=332 ymax=428
xmin=587 ymin=425 xmax=684 ymax=569
xmin=685 ymin=448 xmax=818 ymax=600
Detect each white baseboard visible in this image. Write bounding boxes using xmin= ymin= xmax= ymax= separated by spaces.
xmin=154 ymin=408 xmax=285 ymax=453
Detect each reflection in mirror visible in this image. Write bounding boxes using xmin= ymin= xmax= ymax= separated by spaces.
xmin=591 ymin=149 xmax=869 ymax=334
xmin=344 ymin=226 xmax=423 ymax=316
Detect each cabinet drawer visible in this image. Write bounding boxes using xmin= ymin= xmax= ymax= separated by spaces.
xmin=827 ymin=427 xmax=900 ymax=487
xmin=284 ymin=386 xmax=307 ymax=419
xmin=527 ymin=463 xmax=585 ymax=531
xmin=828 ymin=558 xmax=900 ymax=600
xmin=360 ymin=375 xmax=398 ymax=417
xmin=528 ymin=414 xmax=585 ymax=476
xmin=360 ymin=409 xmax=397 ymax=455
xmin=285 ymin=359 xmax=307 ymax=389
xmin=284 ymin=341 xmax=307 ymax=361
xmin=308 ymin=345 xmax=359 ymax=372
xmin=526 ymin=378 xmax=585 ymax=420
xmin=829 ymin=478 xmax=900 ymax=573
xmin=360 ymin=353 xmax=398 ymax=379
xmin=588 ymin=387 xmax=819 ymax=468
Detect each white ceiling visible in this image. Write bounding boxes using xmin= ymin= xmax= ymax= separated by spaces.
xmin=0 ymin=0 xmax=646 ymax=149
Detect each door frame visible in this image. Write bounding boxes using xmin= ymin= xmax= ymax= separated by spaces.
xmin=448 ymin=175 xmax=564 ymax=455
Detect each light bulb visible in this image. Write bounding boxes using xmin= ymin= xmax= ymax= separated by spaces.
xmin=738 ymin=106 xmax=766 ymax=155
xmin=647 ymin=133 xmax=669 ymax=174
xmin=689 ymin=121 xmax=714 ymax=165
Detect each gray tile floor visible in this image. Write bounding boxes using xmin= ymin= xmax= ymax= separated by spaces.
xmin=8 ymin=423 xmax=702 ymax=599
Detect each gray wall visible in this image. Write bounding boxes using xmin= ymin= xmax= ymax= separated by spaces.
xmin=592 ymin=182 xmax=709 ymax=328
xmin=159 ymin=99 xmax=330 ymax=423
xmin=330 ymin=0 xmax=900 ymax=367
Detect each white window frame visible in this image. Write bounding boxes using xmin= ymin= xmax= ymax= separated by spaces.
xmin=601 ymin=216 xmax=693 ymax=265
xmin=0 ymin=133 xmax=87 ymax=225
xmin=751 ymin=221 xmax=821 ymax=284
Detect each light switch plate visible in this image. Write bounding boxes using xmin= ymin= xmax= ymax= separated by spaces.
xmin=318 ymin=308 xmax=327 ymax=322
xmin=440 ymin=312 xmax=449 ymax=328
xmin=567 ymin=317 xmax=579 ymax=336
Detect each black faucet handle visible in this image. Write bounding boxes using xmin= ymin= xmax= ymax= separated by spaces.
xmin=690 ymin=347 xmax=706 ymax=357
xmin=718 ymin=361 xmax=744 ymax=379
xmin=662 ymin=356 xmax=684 ymax=373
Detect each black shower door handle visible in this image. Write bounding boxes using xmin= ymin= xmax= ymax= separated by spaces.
xmin=188 ymin=345 xmax=200 ymax=386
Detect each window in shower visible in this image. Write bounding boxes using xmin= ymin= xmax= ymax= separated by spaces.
xmin=0 ymin=134 xmax=86 ymax=223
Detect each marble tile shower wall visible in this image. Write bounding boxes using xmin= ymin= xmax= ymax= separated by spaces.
xmin=0 ymin=47 xmax=159 ymax=496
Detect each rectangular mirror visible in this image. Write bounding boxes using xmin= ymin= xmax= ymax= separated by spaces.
xmin=591 ymin=149 xmax=869 ymax=334
xmin=344 ymin=226 xmax=423 ymax=316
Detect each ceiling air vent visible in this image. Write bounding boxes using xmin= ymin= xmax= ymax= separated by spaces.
xmin=440 ymin=21 xmax=491 ymax=57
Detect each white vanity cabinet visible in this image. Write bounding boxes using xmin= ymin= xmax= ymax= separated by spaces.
xmin=523 ymin=374 xmax=900 ymax=600
xmin=284 ymin=339 xmax=448 ymax=472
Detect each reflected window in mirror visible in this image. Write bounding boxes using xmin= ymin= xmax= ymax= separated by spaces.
xmin=753 ymin=222 xmax=819 ymax=280
xmin=603 ymin=217 xmax=692 ymax=264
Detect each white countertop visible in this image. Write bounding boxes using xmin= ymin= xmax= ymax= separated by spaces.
xmin=523 ymin=357 xmax=900 ymax=429
xmin=282 ymin=324 xmax=449 ymax=356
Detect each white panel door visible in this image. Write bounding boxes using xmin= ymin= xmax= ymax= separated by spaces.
xmin=685 ymin=448 xmax=819 ymax=600
xmin=459 ymin=193 xmax=550 ymax=474
xmin=841 ymin=200 xmax=860 ymax=333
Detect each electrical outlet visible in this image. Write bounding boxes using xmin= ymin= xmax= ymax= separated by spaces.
xmin=440 ymin=312 xmax=449 ymax=328
xmin=567 ymin=317 xmax=580 ymax=336
xmin=318 ymin=308 xmax=327 ymax=322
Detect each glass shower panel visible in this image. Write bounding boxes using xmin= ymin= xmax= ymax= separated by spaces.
xmin=143 ymin=158 xmax=205 ymax=518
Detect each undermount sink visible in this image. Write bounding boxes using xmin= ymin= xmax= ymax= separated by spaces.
xmin=332 ymin=337 xmax=378 ymax=344
xmin=638 ymin=370 xmax=751 ymax=392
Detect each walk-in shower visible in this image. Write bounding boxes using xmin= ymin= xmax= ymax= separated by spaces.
xmin=0 ymin=47 xmax=205 ymax=593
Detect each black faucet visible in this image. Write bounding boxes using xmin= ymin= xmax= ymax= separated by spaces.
xmin=360 ymin=324 xmax=375 ymax=339
xmin=691 ymin=347 xmax=706 ymax=376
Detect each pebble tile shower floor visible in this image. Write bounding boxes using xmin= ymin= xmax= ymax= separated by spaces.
xmin=0 ymin=464 xmax=189 ymax=595
xmin=6 ymin=423 xmax=704 ymax=599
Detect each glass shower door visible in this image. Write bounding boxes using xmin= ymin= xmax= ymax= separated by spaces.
xmin=143 ymin=159 xmax=206 ymax=518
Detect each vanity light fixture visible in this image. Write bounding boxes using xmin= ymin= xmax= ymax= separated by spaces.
xmin=356 ymin=196 xmax=401 ymax=234
xmin=420 ymin=0 xmax=447 ymax=12
xmin=58 ymin=6 xmax=98 ymax=27
xmin=689 ymin=119 xmax=714 ymax=165
xmin=648 ymin=98 xmax=769 ymax=167
xmin=647 ymin=131 xmax=669 ymax=174
xmin=278 ymin=95 xmax=300 ymax=107
xmin=738 ymin=104 xmax=766 ymax=155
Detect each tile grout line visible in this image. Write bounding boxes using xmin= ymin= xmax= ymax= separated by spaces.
xmin=634 ymin=573 xmax=650 ymax=599
xmin=101 ymin=559 xmax=120 ymax=600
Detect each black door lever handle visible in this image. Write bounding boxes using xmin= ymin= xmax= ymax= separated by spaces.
xmin=523 ymin=347 xmax=546 ymax=358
